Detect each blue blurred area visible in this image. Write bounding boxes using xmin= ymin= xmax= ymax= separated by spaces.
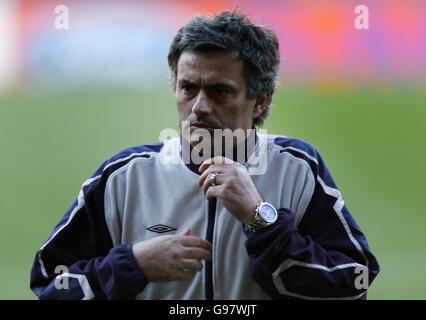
xmin=1 ymin=0 xmax=425 ymax=94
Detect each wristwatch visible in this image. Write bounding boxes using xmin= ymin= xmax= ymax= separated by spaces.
xmin=246 ymin=202 xmax=278 ymax=232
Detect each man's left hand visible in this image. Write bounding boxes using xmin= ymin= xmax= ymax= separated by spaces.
xmin=198 ymin=156 xmax=263 ymax=224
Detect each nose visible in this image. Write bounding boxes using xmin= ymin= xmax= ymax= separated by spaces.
xmin=192 ymin=90 xmax=213 ymax=116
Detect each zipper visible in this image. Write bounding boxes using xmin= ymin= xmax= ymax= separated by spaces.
xmin=205 ymin=198 xmax=217 ymax=300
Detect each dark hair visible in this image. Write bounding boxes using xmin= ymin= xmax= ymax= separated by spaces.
xmin=168 ymin=10 xmax=280 ymax=126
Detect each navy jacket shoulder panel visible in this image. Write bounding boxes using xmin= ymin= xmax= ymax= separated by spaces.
xmin=273 ymin=136 xmax=318 ymax=158
xmin=92 ymin=142 xmax=165 ymax=178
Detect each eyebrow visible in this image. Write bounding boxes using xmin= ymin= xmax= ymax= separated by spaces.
xmin=178 ymin=79 xmax=197 ymax=87
xmin=178 ymin=79 xmax=237 ymax=91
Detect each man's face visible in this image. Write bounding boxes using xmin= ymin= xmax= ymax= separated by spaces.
xmin=175 ymin=50 xmax=258 ymax=153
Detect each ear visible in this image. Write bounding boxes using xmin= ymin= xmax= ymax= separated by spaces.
xmin=252 ymin=93 xmax=271 ymax=120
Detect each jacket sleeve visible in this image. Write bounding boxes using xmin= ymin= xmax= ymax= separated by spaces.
xmin=30 ymin=161 xmax=149 ymax=300
xmin=245 ymin=147 xmax=380 ymax=300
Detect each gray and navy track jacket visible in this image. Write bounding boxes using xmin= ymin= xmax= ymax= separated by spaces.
xmin=30 ymin=134 xmax=380 ymax=299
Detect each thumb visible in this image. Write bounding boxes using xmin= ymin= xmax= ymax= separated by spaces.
xmin=180 ymin=228 xmax=191 ymax=236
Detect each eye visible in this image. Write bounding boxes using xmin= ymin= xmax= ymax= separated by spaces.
xmin=181 ymin=84 xmax=196 ymax=95
xmin=216 ymin=88 xmax=231 ymax=97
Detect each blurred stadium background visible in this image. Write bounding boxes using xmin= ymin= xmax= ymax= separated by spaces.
xmin=0 ymin=0 xmax=424 ymax=299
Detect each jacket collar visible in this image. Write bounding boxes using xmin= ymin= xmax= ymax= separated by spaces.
xmin=179 ymin=127 xmax=259 ymax=175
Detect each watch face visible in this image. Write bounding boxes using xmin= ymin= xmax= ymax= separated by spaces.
xmin=260 ymin=203 xmax=277 ymax=223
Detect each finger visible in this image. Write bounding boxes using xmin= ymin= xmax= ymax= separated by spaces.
xmin=180 ymin=228 xmax=191 ymax=236
xmin=198 ymin=167 xmax=212 ymax=187
xmin=199 ymin=156 xmax=233 ymax=173
xmin=182 ymin=247 xmax=212 ymax=261
xmin=198 ymin=161 xmax=212 ymax=174
xmin=175 ymin=269 xmax=197 ymax=281
xmin=180 ymin=259 xmax=203 ymax=272
xmin=180 ymin=236 xmax=212 ymax=251
xmin=197 ymin=165 xmax=224 ymax=187
xmin=205 ymin=185 xmax=220 ymax=201
xmin=202 ymin=172 xmax=223 ymax=196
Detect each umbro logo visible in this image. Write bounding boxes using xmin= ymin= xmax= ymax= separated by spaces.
xmin=147 ymin=224 xmax=177 ymax=234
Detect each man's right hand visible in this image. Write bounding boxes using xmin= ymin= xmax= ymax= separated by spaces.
xmin=132 ymin=228 xmax=212 ymax=282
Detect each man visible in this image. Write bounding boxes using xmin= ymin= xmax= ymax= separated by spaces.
xmin=30 ymin=11 xmax=379 ymax=300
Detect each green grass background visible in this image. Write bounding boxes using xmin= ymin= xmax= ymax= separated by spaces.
xmin=0 ymin=85 xmax=425 ymax=299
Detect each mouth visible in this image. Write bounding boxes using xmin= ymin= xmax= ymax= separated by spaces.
xmin=190 ymin=122 xmax=216 ymax=130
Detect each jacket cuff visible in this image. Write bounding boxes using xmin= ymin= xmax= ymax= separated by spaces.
xmin=99 ymin=244 xmax=149 ymax=299
xmin=245 ymin=208 xmax=296 ymax=256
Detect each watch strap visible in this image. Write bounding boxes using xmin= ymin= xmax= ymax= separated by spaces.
xmin=247 ymin=203 xmax=267 ymax=232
